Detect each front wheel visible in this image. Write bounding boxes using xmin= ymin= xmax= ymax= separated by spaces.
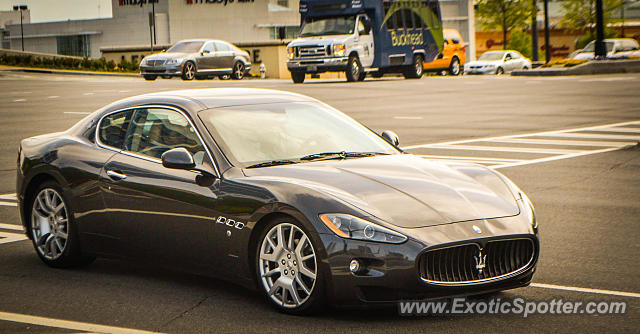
xmin=403 ymin=54 xmax=424 ymax=79
xmin=346 ymin=55 xmax=364 ymax=82
xmin=29 ymin=181 xmax=94 ymax=268
xmin=181 ymin=62 xmax=196 ymax=80
xmin=257 ymin=218 xmax=324 ymax=314
xmin=290 ymin=71 xmax=305 ymax=84
xmin=496 ymin=67 xmax=504 ymax=75
xmin=231 ymin=62 xmax=245 ymax=80
xmin=143 ymin=75 xmax=157 ymax=81
xmin=448 ymin=57 xmax=461 ymax=76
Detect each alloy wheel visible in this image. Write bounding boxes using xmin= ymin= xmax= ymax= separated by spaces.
xmin=450 ymin=58 xmax=460 ymax=75
xmin=31 ymin=188 xmax=68 ymax=260
xmin=184 ymin=63 xmax=195 ymax=80
xmin=259 ymin=223 xmax=317 ymax=308
xmin=233 ymin=62 xmax=245 ymax=79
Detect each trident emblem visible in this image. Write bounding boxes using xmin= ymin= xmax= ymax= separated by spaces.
xmin=474 ymin=248 xmax=487 ymax=274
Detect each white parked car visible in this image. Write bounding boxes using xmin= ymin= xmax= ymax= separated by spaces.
xmin=464 ymin=50 xmax=532 ymax=75
xmin=571 ymin=38 xmax=640 ymax=60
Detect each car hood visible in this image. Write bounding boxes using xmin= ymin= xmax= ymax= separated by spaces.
xmin=144 ymin=52 xmax=192 ymax=60
xmin=288 ymin=35 xmax=351 ymax=48
xmin=467 ymin=60 xmax=503 ymax=67
xmin=243 ymin=155 xmax=520 ymax=228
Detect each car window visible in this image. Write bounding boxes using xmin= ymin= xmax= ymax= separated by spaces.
xmin=214 ymin=42 xmax=230 ymax=52
xmin=202 ymin=42 xmax=214 ymax=53
xmin=446 ymin=31 xmax=461 ymax=44
xmin=98 ymin=110 xmax=134 ymax=150
xmin=124 ymin=108 xmax=209 ymax=166
xmin=357 ymin=19 xmax=369 ymax=35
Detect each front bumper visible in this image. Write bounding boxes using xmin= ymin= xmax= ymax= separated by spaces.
xmin=287 ymin=57 xmax=349 ymax=73
xmin=465 ymin=67 xmax=497 ymax=75
xmin=140 ymin=65 xmax=183 ymax=76
xmin=319 ymin=216 xmax=539 ymax=306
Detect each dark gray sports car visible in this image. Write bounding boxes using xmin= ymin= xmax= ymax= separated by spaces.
xmin=17 ymin=88 xmax=538 ymax=314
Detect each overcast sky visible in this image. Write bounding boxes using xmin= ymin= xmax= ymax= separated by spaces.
xmin=0 ymin=0 xmax=112 ymax=23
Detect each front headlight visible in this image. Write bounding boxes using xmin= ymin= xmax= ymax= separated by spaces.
xmin=165 ymin=59 xmax=182 ymax=65
xmin=319 ymin=213 xmax=407 ymax=244
xmin=484 ymin=64 xmax=495 ymax=68
xmin=333 ymin=44 xmax=346 ymax=57
xmin=287 ymin=47 xmax=295 ymax=59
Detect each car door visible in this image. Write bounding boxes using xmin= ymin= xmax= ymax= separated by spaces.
xmin=356 ymin=15 xmax=375 ymax=67
xmin=99 ymin=106 xmax=227 ymax=270
xmin=503 ymin=52 xmax=517 ymax=72
xmin=196 ymin=41 xmax=216 ymax=71
xmin=213 ymin=41 xmax=235 ymax=71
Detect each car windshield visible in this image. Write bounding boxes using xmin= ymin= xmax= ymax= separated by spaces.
xmin=478 ymin=52 xmax=505 ymax=61
xmin=198 ymin=102 xmax=398 ymax=166
xmin=167 ymin=41 xmax=204 ymax=53
xmin=582 ymin=41 xmax=614 ymax=53
xmin=300 ymin=16 xmax=356 ymax=37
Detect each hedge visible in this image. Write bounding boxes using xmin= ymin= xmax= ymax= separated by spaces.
xmin=0 ymin=54 xmax=139 ymax=73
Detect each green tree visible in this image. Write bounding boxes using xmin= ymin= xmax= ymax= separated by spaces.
xmin=506 ymin=28 xmax=532 ymax=58
xmin=476 ymin=0 xmax=533 ymax=46
xmin=560 ymin=0 xmax=621 ymax=48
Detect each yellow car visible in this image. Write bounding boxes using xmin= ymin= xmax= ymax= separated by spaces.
xmin=423 ymin=28 xmax=466 ymax=75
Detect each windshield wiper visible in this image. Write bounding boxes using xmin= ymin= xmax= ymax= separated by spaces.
xmin=300 ymin=151 xmax=389 ymax=161
xmin=245 ymin=160 xmax=298 ymax=169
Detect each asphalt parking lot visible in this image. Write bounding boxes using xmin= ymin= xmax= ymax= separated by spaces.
xmin=0 ymin=70 xmax=639 ymax=333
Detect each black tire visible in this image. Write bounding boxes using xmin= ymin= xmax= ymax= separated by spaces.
xmin=219 ymin=74 xmax=231 ymax=80
xmin=371 ymin=71 xmax=384 ymax=78
xmin=181 ymin=61 xmax=196 ymax=80
xmin=143 ymin=75 xmax=157 ymax=81
xmin=290 ymin=71 xmax=306 ymax=84
xmin=496 ymin=67 xmax=504 ymax=75
xmin=403 ymin=54 xmax=424 ymax=79
xmin=231 ymin=61 xmax=245 ymax=80
xmin=448 ymin=57 xmax=461 ymax=76
xmin=255 ymin=217 xmax=325 ymax=315
xmin=195 ymin=75 xmax=207 ymax=80
xmin=346 ymin=55 xmax=364 ymax=82
xmin=28 ymin=181 xmax=94 ymax=268
xmin=161 ymin=75 xmax=172 ymax=79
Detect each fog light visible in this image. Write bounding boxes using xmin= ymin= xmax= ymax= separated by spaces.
xmin=349 ymin=259 xmax=361 ymax=273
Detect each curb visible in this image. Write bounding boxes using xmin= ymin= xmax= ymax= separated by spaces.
xmin=512 ymin=59 xmax=640 ymax=76
xmin=2 ymin=67 xmax=139 ymax=77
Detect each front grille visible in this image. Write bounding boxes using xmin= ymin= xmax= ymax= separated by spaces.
xmin=146 ymin=59 xmax=166 ymax=67
xmin=298 ymin=46 xmax=328 ymax=58
xmin=419 ymin=238 xmax=535 ymax=285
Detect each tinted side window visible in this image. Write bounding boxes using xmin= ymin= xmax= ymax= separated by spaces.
xmin=124 ymin=108 xmax=208 ymax=166
xmin=202 ymin=42 xmax=214 ymax=53
xmin=215 ymin=42 xmax=231 ymax=52
xmin=99 ymin=110 xmax=133 ymax=149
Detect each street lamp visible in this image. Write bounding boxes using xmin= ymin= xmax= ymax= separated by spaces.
xmin=12 ymin=4 xmax=27 ymax=52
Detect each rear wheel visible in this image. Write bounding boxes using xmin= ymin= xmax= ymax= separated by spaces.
xmin=232 ymin=62 xmax=245 ymax=80
xmin=403 ymin=54 xmax=424 ymax=79
xmin=181 ymin=62 xmax=196 ymax=80
xmin=29 ymin=181 xmax=94 ymax=268
xmin=256 ymin=218 xmax=324 ymax=314
xmin=346 ymin=55 xmax=364 ymax=82
xmin=448 ymin=57 xmax=461 ymax=76
xmin=143 ymin=75 xmax=157 ymax=81
xmin=290 ymin=71 xmax=305 ymax=84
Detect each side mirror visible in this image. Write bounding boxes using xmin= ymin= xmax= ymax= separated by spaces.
xmin=381 ymin=130 xmax=400 ymax=147
xmin=201 ymin=50 xmax=210 ymax=55
xmin=162 ymin=148 xmax=196 ymax=170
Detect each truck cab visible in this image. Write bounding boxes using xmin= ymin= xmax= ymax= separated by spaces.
xmin=286 ymin=0 xmax=444 ymax=83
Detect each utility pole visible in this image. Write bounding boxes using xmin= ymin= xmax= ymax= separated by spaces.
xmin=12 ymin=5 xmax=27 ymax=51
xmin=148 ymin=12 xmax=154 ymax=53
xmin=532 ymin=0 xmax=538 ymax=61
xmin=152 ymin=0 xmax=157 ymax=45
xmin=543 ymin=0 xmax=550 ymax=62
xmin=594 ymin=0 xmax=606 ymax=58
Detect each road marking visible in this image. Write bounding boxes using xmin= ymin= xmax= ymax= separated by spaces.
xmin=47 ymin=96 xmax=59 ymax=99
xmin=393 ymin=116 xmax=424 ymax=120
xmin=0 ymin=223 xmax=22 ymax=231
xmin=0 ymin=201 xmax=17 ymax=207
xmin=83 ymin=92 xmax=95 ymax=95
xmin=531 ymin=283 xmax=640 ymax=298
xmin=119 ymin=90 xmax=131 ymax=93
xmin=0 ymin=232 xmax=27 ymax=244
xmin=13 ymin=99 xmax=26 ymax=102
xmin=0 ymin=311 xmax=161 ymax=334
xmin=0 ymin=193 xmax=16 ymax=201
xmin=63 ymin=112 xmax=91 ymax=115
xmin=404 ymin=120 xmax=640 ymax=168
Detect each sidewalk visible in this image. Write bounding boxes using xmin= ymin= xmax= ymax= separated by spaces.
xmin=0 ymin=65 xmax=139 ymax=77
xmin=512 ymin=59 xmax=640 ymax=76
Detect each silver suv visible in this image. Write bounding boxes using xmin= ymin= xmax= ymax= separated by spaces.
xmin=140 ymin=39 xmax=251 ymax=81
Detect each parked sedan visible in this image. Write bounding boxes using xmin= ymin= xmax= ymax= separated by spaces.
xmin=465 ymin=50 xmax=531 ymax=75
xmin=139 ymin=39 xmax=251 ymax=81
xmin=17 ymin=88 xmax=538 ymax=314
xmin=571 ymin=38 xmax=640 ymax=60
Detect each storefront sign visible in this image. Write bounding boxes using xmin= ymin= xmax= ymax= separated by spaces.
xmin=186 ymin=0 xmax=255 ymax=5
xmin=119 ymin=0 xmax=159 ymax=6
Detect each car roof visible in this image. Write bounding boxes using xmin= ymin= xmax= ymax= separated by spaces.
xmin=138 ymin=88 xmax=316 ymax=110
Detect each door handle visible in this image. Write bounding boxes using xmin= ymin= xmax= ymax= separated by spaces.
xmin=106 ymin=170 xmax=127 ymax=181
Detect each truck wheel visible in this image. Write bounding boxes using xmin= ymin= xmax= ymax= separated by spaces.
xmin=346 ymin=55 xmax=363 ymax=82
xmin=291 ymin=71 xmax=305 ymax=84
xmin=403 ymin=54 xmax=424 ymax=79
xmin=448 ymin=57 xmax=461 ymax=76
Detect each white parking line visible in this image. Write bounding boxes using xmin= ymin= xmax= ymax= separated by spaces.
xmin=531 ymin=283 xmax=640 ymax=299
xmin=0 ymin=232 xmax=27 ymax=244
xmin=63 ymin=112 xmax=91 ymax=115
xmin=394 ymin=116 xmax=424 ymax=120
xmin=0 ymin=193 xmax=16 ymax=201
xmin=0 ymin=311 xmax=161 ymax=334
xmin=13 ymin=99 xmax=26 ymax=102
xmin=404 ymin=120 xmax=640 ymax=168
xmin=0 ymin=223 xmax=22 ymax=231
xmin=0 ymin=201 xmax=17 ymax=207
xmin=47 ymin=96 xmax=59 ymax=99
